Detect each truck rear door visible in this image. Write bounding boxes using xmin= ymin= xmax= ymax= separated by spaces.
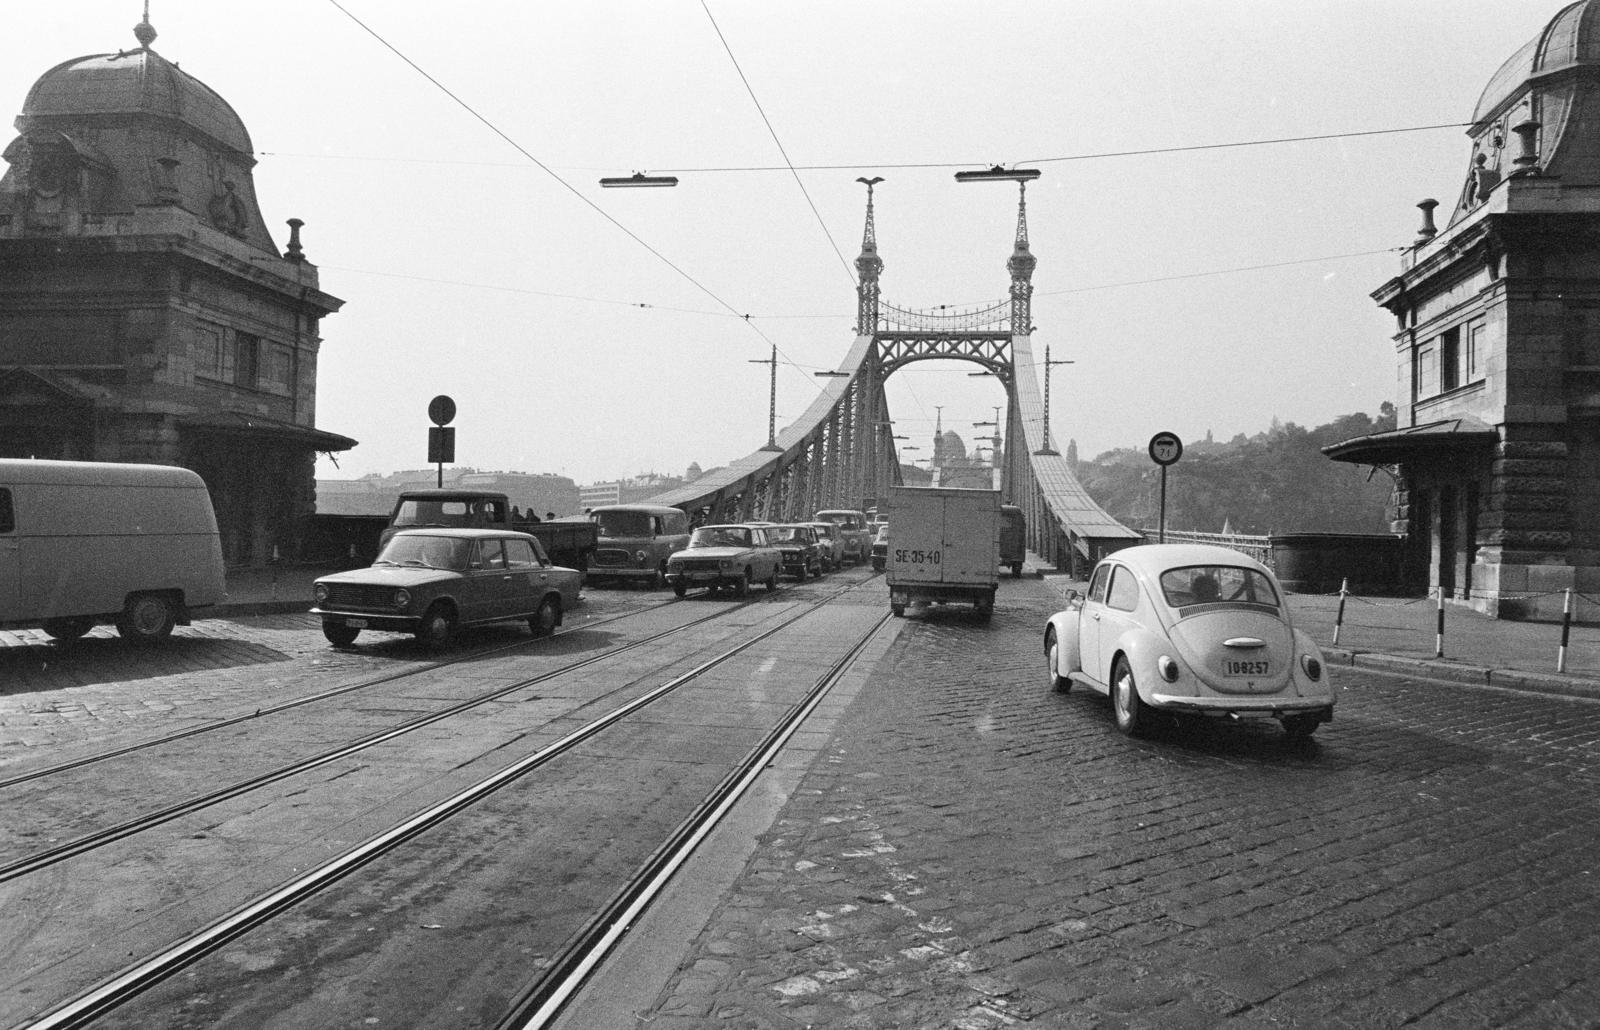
xmin=939 ymin=493 xmax=997 ymax=584
xmin=0 ymin=488 xmax=17 ymax=621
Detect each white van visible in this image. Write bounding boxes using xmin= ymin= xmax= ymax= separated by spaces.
xmin=0 ymin=459 xmax=226 ymax=642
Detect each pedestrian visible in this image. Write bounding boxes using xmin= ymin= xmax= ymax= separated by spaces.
xmin=511 ymin=505 xmax=523 ymax=522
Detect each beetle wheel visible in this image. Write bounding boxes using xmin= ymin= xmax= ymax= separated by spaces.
xmin=1046 ymin=631 xmax=1071 ymax=693
xmin=1282 ymin=713 xmax=1321 ymax=742
xmin=530 ymin=596 xmax=560 ymax=637
xmin=1111 ymin=656 xmax=1149 ymax=737
xmin=415 ymin=603 xmax=457 ymax=650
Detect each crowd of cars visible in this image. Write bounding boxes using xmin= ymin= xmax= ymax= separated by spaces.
xmin=308 ymin=503 xmax=1335 ymax=743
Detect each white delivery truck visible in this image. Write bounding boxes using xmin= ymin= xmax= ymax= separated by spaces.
xmin=0 ymin=459 xmax=226 ymax=643
xmin=884 ymin=486 xmax=1000 ymax=620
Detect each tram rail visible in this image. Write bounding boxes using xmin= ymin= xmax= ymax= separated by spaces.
xmin=9 ymin=577 xmax=892 ymax=1029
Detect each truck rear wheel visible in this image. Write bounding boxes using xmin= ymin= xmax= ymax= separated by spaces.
xmin=116 ymin=594 xmax=177 ymax=643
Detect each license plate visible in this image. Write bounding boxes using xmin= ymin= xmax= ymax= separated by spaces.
xmin=343 ymin=618 xmax=368 ymax=629
xmin=1224 ymin=659 xmax=1269 ymax=677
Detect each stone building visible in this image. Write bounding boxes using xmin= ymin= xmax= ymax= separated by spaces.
xmin=1326 ymin=0 xmax=1600 ymax=619
xmin=0 ymin=16 xmax=353 ymax=566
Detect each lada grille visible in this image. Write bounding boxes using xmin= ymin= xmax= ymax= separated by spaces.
xmin=679 ymin=558 xmax=723 ymax=573
xmin=593 ymin=548 xmax=633 ymax=567
xmin=323 ymin=583 xmax=403 ymax=611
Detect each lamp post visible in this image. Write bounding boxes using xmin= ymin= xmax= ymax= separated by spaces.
xmin=954 ymin=166 xmax=1042 ymax=183
xmin=750 ymin=344 xmax=781 ymax=451
xmin=1037 ymin=342 xmax=1074 ymax=456
xmin=599 ymin=172 xmax=679 ymax=188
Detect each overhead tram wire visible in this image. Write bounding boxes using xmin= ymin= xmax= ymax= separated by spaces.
xmin=701 ymin=0 xmax=858 ymax=290
xmin=323 ymin=0 xmax=817 ymax=387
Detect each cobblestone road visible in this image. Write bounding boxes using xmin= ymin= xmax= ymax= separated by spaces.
xmin=641 ymin=582 xmax=1600 ymax=1029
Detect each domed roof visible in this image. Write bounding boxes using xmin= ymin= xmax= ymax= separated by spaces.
xmin=22 ymin=28 xmax=252 ymax=156
xmin=1472 ymin=1 xmax=1600 ymax=124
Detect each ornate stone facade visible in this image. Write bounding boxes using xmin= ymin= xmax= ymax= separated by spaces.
xmin=0 ymin=16 xmax=354 ymax=565
xmin=1329 ymin=1 xmax=1600 ymax=619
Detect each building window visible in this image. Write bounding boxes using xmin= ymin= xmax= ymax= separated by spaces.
xmin=1440 ymin=326 xmax=1461 ymax=391
xmin=234 ymin=331 xmax=260 ymax=389
xmin=1414 ymin=343 xmax=1438 ymax=400
xmin=195 ymin=324 xmax=225 ymax=381
xmin=261 ymin=343 xmax=293 ymax=396
xmin=1467 ymin=319 xmax=1484 ymax=381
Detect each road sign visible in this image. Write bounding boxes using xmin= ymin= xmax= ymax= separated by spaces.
xmin=1148 ymin=431 xmax=1183 ymax=467
xmin=428 ymin=395 xmax=456 ymax=427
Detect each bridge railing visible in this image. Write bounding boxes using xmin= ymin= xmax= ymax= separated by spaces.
xmin=1138 ymin=528 xmax=1274 ymax=567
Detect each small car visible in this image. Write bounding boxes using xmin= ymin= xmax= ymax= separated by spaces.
xmin=665 ymin=524 xmax=782 ymax=597
xmin=312 ymin=528 xmax=583 ymax=649
xmin=870 ymin=522 xmax=889 ymax=572
xmin=1043 ymin=544 xmax=1333 ymax=740
xmin=815 ymin=509 xmax=870 ymax=564
xmin=803 ymin=521 xmax=846 ymax=572
xmin=768 ymin=523 xmax=824 ymax=580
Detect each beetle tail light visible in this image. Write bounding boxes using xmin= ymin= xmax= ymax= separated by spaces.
xmin=1300 ymin=654 xmax=1322 ymax=681
xmin=1157 ymin=655 xmax=1180 ymax=683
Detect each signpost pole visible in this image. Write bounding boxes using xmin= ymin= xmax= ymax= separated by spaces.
xmin=1146 ymin=431 xmax=1183 ymax=545
xmin=1159 ymin=465 xmax=1168 ymax=544
xmin=427 ymin=395 xmax=457 ymax=490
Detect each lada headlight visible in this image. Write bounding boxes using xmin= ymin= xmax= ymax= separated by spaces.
xmin=313 ymin=583 xmax=329 ymax=604
xmin=394 ymin=589 xmax=411 ymax=609
xmin=719 ymin=558 xmax=733 ymax=570
xmin=635 ymin=549 xmax=648 ymax=565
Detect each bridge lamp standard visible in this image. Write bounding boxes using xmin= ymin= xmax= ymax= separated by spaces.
xmin=954 ymin=166 xmax=1041 ymax=183
xmin=750 ymin=344 xmax=783 ymax=452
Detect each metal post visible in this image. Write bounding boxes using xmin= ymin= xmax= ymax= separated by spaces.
xmin=1435 ymin=584 xmax=1445 ymax=659
xmin=1559 ymin=588 xmax=1573 ymax=673
xmin=1158 ymin=465 xmax=1168 ymax=544
xmin=1333 ymin=577 xmax=1348 ymax=646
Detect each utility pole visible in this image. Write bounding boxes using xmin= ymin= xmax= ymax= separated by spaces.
xmin=750 ymin=343 xmax=781 ymax=451
xmin=1036 ymin=341 xmax=1074 ymax=456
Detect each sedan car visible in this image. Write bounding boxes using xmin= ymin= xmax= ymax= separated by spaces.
xmin=768 ymin=523 xmax=824 ymax=580
xmin=311 ymin=529 xmax=582 ymax=649
xmin=803 ymin=521 xmax=846 ymax=572
xmin=870 ymin=522 xmax=889 ymax=572
xmin=665 ymin=524 xmax=781 ymax=597
xmin=1043 ymin=544 xmax=1332 ymax=740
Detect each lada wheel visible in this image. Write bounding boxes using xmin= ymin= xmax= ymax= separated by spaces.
xmin=415 ymin=603 xmax=457 ymax=650
xmin=322 ymin=622 xmax=360 ymax=647
xmin=530 ymin=596 xmax=560 ymax=638
xmin=672 ymin=581 xmax=687 ymax=598
xmin=43 ymin=617 xmax=95 ymax=641
xmin=1111 ymin=656 xmax=1149 ymax=737
xmin=1046 ymin=631 xmax=1071 ymax=694
xmin=765 ymin=569 xmax=778 ymax=591
xmin=115 ymin=594 xmax=176 ymax=644
xmin=734 ymin=570 xmax=751 ymax=598
xmin=653 ymin=566 xmax=667 ymax=589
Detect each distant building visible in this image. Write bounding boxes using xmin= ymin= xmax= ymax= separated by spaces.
xmin=318 ymin=468 xmax=579 ymax=518
xmin=1326 ymin=0 xmax=1600 ymax=619
xmin=0 ymin=16 xmax=354 ymax=565
xmin=581 ymin=471 xmax=690 ymax=510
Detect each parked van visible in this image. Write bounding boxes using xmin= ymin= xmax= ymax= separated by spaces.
xmin=1000 ymin=504 xmax=1027 ymax=577
xmin=815 ymin=509 xmax=871 ymax=564
xmin=0 ymin=459 xmax=225 ymax=642
xmin=586 ymin=504 xmax=691 ymax=587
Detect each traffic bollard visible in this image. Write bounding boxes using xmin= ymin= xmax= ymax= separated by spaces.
xmin=1333 ymin=577 xmax=1348 ymax=646
xmin=1559 ymin=588 xmax=1573 ymax=674
xmin=1435 ymin=585 xmax=1445 ymax=659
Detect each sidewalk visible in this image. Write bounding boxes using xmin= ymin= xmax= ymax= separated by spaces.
xmin=218 ymin=563 xmax=334 ymax=617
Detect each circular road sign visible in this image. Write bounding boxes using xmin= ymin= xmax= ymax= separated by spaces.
xmin=428 ymin=395 xmax=456 ymax=427
xmin=1148 ymin=431 xmax=1183 ymax=466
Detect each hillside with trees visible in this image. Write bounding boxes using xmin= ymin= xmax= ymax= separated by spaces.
xmin=1071 ymin=404 xmax=1397 ymax=536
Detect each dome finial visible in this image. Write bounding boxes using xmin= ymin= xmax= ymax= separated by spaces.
xmin=134 ymin=1 xmax=157 ymax=49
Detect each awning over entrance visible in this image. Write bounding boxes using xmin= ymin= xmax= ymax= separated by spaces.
xmin=1322 ymin=416 xmax=1498 ymax=466
xmin=180 ymin=410 xmax=357 ymax=452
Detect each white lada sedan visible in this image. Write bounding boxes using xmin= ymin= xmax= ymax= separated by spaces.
xmin=1044 ymin=544 xmax=1333 ymax=740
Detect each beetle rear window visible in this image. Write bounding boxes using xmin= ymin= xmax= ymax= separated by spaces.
xmin=1159 ymin=565 xmax=1280 ymax=610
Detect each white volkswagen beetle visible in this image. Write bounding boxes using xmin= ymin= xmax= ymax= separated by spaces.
xmin=1044 ymin=544 xmax=1333 ymax=740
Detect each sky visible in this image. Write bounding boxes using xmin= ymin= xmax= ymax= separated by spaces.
xmin=2 ymin=1 xmax=1556 ymax=484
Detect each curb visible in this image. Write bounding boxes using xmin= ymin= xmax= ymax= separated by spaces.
xmin=1326 ymin=647 xmax=1600 ymax=701
xmin=213 ymin=601 xmax=311 ymax=618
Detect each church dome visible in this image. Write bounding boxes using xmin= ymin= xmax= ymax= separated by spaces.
xmin=1472 ymin=1 xmax=1600 ymax=125
xmin=23 ymin=43 xmax=252 ymax=156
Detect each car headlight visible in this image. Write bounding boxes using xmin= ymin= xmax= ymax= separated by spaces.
xmin=1157 ymin=655 xmax=1180 ymax=683
xmin=1300 ymin=654 xmax=1322 ymax=681
xmin=635 ymin=549 xmax=648 ymax=564
xmin=719 ymin=559 xmax=733 ymax=569
xmin=313 ymin=583 xmax=329 ymax=604
xmin=394 ymin=589 xmax=411 ymax=609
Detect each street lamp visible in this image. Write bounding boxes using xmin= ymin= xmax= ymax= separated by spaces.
xmin=954 ymin=165 xmax=1042 ymax=183
xmin=813 ymin=370 xmax=850 ymax=378
xmin=750 ymin=344 xmax=782 ymax=451
xmin=599 ymin=172 xmax=679 ymax=188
